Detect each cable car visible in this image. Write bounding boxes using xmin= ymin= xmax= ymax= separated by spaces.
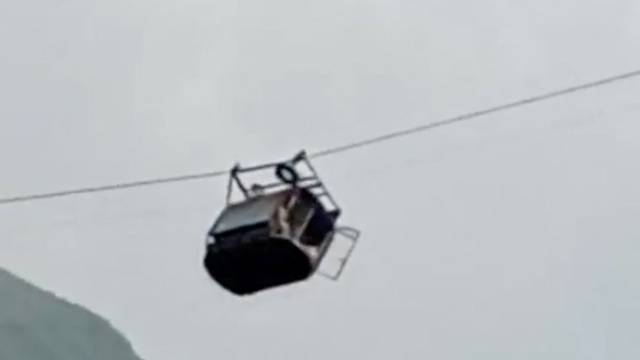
xmin=203 ymin=151 xmax=359 ymax=295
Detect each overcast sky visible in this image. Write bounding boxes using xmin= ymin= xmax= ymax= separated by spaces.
xmin=1 ymin=0 xmax=640 ymax=359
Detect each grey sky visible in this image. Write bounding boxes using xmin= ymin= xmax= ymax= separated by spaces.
xmin=1 ymin=0 xmax=640 ymax=359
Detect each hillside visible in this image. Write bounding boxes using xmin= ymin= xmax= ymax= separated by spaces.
xmin=0 ymin=268 xmax=142 ymax=360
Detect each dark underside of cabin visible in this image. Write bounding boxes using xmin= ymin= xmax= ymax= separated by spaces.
xmin=204 ymin=225 xmax=313 ymax=295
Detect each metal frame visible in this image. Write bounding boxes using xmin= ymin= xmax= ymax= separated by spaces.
xmin=316 ymin=226 xmax=361 ymax=280
xmin=224 ymin=150 xmax=341 ymax=215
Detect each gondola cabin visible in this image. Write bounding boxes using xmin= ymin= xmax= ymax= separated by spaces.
xmin=203 ymin=151 xmax=358 ymax=295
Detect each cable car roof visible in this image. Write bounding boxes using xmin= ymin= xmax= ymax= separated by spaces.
xmin=212 ymin=191 xmax=289 ymax=234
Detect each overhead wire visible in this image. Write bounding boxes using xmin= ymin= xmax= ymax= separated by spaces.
xmin=0 ymin=170 xmax=229 ymax=205
xmin=309 ymin=69 xmax=640 ymax=158
xmin=1 ymin=68 xmax=640 ymax=206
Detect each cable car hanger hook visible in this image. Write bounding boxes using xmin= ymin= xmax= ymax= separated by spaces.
xmin=275 ymin=162 xmax=300 ymax=185
xmin=275 ymin=150 xmax=307 ymax=186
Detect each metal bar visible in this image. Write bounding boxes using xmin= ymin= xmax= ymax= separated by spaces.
xmin=303 ymin=182 xmax=323 ymax=189
xmin=253 ymin=176 xmax=318 ymax=191
xmin=231 ymin=166 xmax=249 ymax=198
xmin=234 ymin=162 xmax=280 ymax=173
xmin=317 ymin=227 xmax=360 ymax=280
xmin=331 ymin=228 xmax=360 ymax=279
xmin=292 ymin=150 xmax=307 ymax=163
xmin=225 ymin=170 xmax=234 ymax=204
xmin=297 ymin=176 xmax=318 ymax=182
xmin=258 ymin=182 xmax=289 ymax=190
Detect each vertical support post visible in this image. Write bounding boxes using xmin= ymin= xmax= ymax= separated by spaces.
xmin=225 ymin=171 xmax=233 ymax=204
xmin=231 ymin=164 xmax=250 ymax=200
